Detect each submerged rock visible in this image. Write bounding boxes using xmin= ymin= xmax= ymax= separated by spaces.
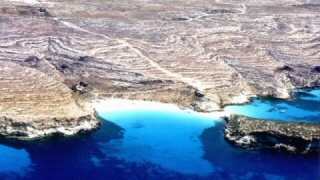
xmin=224 ymin=114 xmax=319 ymax=154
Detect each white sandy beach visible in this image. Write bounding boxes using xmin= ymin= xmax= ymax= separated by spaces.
xmin=93 ymin=98 xmax=230 ymax=119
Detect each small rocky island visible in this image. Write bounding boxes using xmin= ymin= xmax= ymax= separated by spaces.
xmin=224 ymin=114 xmax=320 ymax=154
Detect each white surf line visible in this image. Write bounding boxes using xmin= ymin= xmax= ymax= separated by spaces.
xmin=56 ymin=18 xmax=207 ymax=91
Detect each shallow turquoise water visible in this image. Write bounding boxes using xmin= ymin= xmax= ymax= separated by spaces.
xmin=225 ymin=89 xmax=320 ymax=122
xmin=97 ymin=109 xmax=218 ymax=176
xmin=0 ymin=89 xmax=318 ymax=179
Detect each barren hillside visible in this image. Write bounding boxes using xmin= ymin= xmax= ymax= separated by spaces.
xmin=0 ymin=0 xmax=319 ymax=138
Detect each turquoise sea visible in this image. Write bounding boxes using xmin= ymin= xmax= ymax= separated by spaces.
xmin=0 ymin=89 xmax=319 ymax=179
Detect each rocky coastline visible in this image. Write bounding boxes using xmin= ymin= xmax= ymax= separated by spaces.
xmin=0 ymin=0 xmax=319 ymax=140
xmin=0 ymin=113 xmax=100 ymax=140
xmin=224 ymin=114 xmax=320 ymax=154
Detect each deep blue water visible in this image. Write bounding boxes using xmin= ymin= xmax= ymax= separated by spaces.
xmin=0 ymin=89 xmax=319 ymax=180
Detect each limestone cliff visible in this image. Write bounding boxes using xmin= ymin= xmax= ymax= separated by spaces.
xmin=224 ymin=114 xmax=320 ymax=154
xmin=0 ymin=0 xmax=319 ymax=138
xmin=0 ymin=62 xmax=99 ymax=139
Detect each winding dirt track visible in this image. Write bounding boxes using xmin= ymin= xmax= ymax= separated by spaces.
xmin=59 ymin=18 xmax=205 ymax=91
xmin=0 ymin=0 xmax=319 ymax=118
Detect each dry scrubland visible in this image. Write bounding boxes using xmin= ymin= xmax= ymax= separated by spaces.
xmin=0 ymin=0 xmax=319 ymax=138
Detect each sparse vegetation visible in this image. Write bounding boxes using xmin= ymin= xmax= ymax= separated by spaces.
xmin=0 ymin=0 xmax=318 ymax=139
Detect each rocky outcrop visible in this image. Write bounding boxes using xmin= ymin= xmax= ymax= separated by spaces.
xmin=224 ymin=114 xmax=320 ymax=154
xmin=205 ymin=9 xmax=237 ymax=14
xmin=1 ymin=0 xmax=319 ymax=112
xmin=0 ymin=115 xmax=99 ymax=140
xmin=0 ymin=61 xmax=100 ymax=140
xmin=0 ymin=0 xmax=319 ymax=138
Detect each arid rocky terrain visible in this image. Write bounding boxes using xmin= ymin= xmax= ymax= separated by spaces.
xmin=0 ymin=0 xmax=319 ymax=138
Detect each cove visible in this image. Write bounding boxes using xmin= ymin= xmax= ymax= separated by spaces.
xmin=95 ymin=100 xmax=220 ymax=176
xmin=0 ymin=89 xmax=318 ymax=179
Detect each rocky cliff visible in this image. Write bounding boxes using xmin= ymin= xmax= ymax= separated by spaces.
xmin=224 ymin=114 xmax=320 ymax=154
xmin=0 ymin=60 xmax=99 ymax=139
xmin=0 ymin=0 xmax=319 ymax=138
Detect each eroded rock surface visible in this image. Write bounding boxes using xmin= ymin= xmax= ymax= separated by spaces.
xmin=0 ymin=60 xmax=99 ymax=139
xmin=224 ymin=114 xmax=320 ymax=154
xmin=0 ymin=0 xmax=319 ymax=138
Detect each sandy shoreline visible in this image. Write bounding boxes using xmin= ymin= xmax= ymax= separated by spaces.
xmin=93 ymin=98 xmax=230 ymax=119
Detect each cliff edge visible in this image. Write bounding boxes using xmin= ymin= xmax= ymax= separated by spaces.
xmin=0 ymin=0 xmax=319 ymax=139
xmin=224 ymin=114 xmax=320 ymax=154
xmin=0 ymin=62 xmax=99 ymax=139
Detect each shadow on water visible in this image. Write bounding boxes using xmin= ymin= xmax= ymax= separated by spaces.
xmin=200 ymin=121 xmax=319 ymax=180
xmin=0 ymin=118 xmax=203 ymax=180
xmin=0 ymin=117 xmax=126 ymax=179
xmin=1 ymin=118 xmax=318 ymax=180
xmin=0 ymin=88 xmax=319 ymax=180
